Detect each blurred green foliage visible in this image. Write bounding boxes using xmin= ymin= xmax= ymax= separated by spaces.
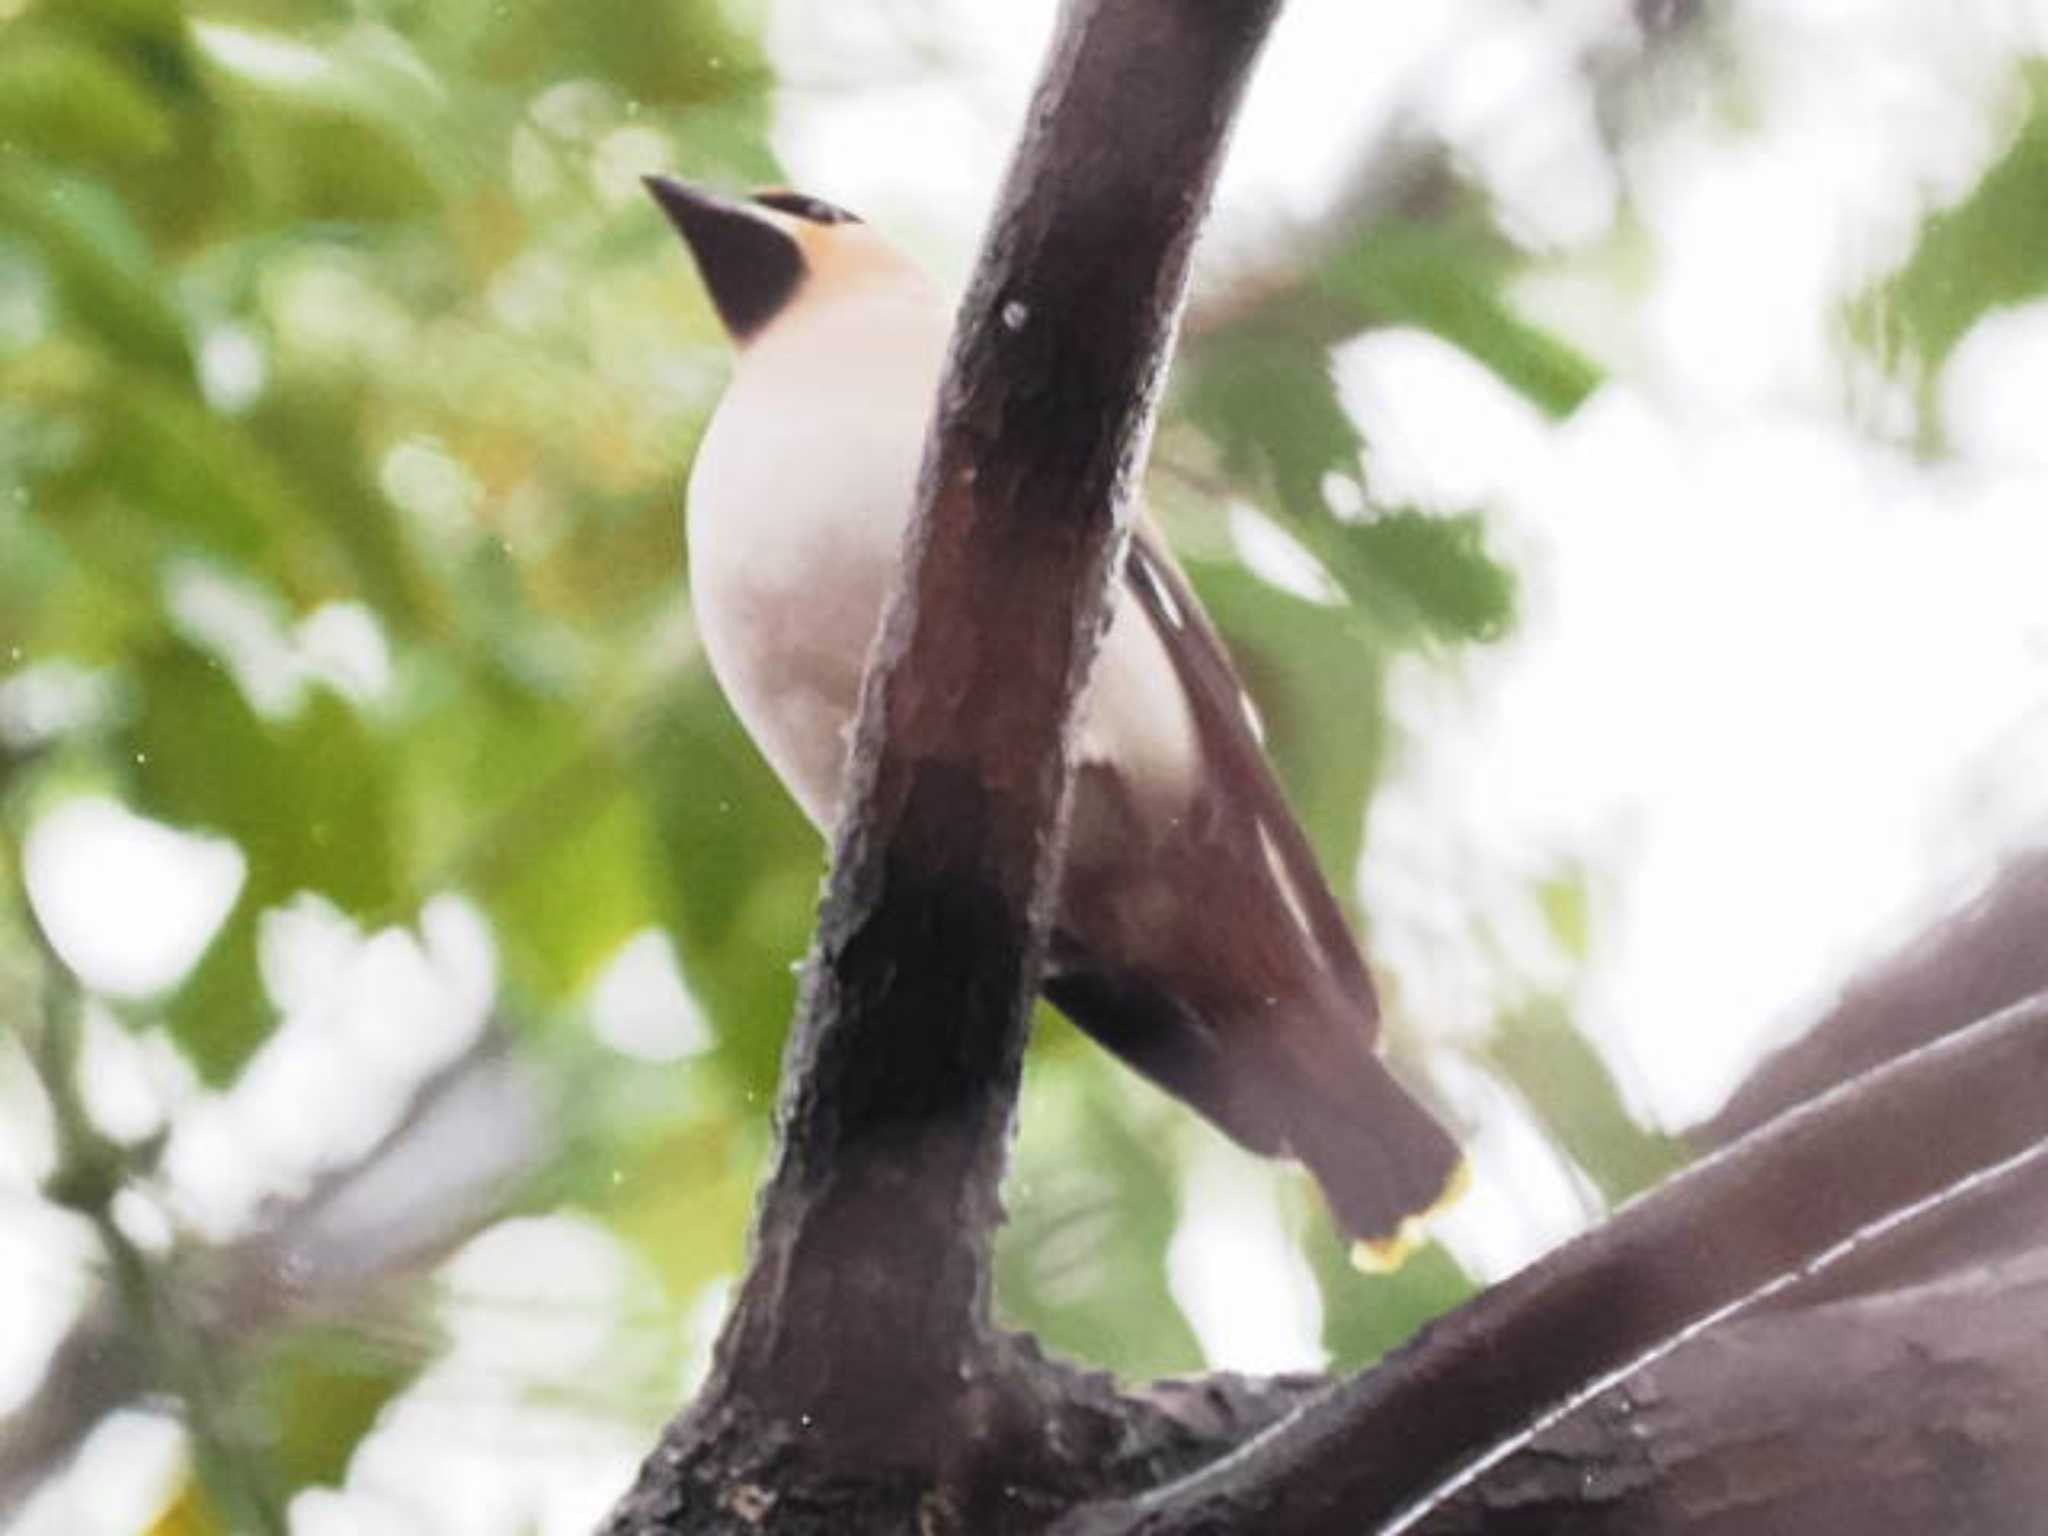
xmin=1852 ymin=64 xmax=2048 ymax=431
xmin=8 ymin=0 xmax=1965 ymax=1527
xmin=1487 ymin=1000 xmax=1691 ymax=1208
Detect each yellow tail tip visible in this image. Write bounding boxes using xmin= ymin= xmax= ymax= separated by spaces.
xmin=1347 ymin=1158 xmax=1473 ymax=1276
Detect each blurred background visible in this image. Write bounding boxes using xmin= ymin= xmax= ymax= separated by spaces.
xmin=5 ymin=0 xmax=2048 ymax=1530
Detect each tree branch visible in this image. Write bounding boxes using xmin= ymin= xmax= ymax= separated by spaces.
xmin=1053 ymin=989 xmax=2048 ymax=1535
xmin=0 ymin=1031 xmax=551 ymax=1521
xmin=1696 ymin=851 xmax=2048 ymax=1307
xmin=1405 ymin=1192 xmax=2048 ymax=1534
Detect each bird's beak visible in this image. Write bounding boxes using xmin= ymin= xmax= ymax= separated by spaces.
xmin=642 ymin=173 xmax=747 ymax=244
xmin=643 ymin=173 xmax=805 ymax=345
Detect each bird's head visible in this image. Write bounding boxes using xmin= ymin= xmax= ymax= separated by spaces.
xmin=643 ymin=175 xmax=917 ymax=348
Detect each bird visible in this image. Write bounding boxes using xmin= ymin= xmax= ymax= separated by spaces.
xmin=645 ymin=174 xmax=1466 ymax=1268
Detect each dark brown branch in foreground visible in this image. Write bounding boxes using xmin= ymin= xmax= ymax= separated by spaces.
xmin=1406 ymin=1177 xmax=2048 ymax=1535
xmin=1054 ymin=989 xmax=2048 ymax=1536
xmin=603 ymin=2 xmax=1283 ymax=1530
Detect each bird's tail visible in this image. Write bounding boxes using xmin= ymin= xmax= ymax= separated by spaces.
xmin=1281 ymin=1060 xmax=1467 ymax=1272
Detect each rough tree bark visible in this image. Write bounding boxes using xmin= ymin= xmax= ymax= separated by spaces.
xmin=1406 ymin=1239 xmax=2048 ymax=1535
xmin=601 ymin=1 xmax=2048 ymax=1531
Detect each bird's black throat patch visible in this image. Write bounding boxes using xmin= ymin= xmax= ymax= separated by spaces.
xmin=646 ymin=178 xmax=806 ymax=343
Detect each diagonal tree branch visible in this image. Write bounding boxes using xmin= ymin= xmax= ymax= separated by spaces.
xmin=1697 ymin=851 xmax=2048 ymax=1308
xmin=1402 ymin=1175 xmax=2048 ymax=1535
xmin=0 ymin=1026 xmax=551 ymax=1522
xmin=1053 ymin=988 xmax=2048 ymax=1535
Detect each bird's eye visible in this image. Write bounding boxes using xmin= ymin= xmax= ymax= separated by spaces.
xmin=752 ymin=190 xmax=863 ymax=225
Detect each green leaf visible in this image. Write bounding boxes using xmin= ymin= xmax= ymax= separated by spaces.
xmin=0 ymin=162 xmax=191 ymax=374
xmin=1319 ymin=509 xmax=1516 ymax=645
xmin=0 ymin=37 xmax=177 ymax=172
xmin=191 ymin=21 xmax=447 ymax=223
xmin=130 ymin=645 xmax=398 ymax=910
xmin=600 ymin=1112 xmax=753 ymax=1304
xmin=470 ymin=0 xmax=768 ymax=109
xmin=87 ymin=377 xmax=313 ymax=575
xmin=0 ymin=475 xmax=157 ymax=663
xmin=61 ymin=0 xmax=187 ymax=42
xmin=1853 ymin=64 xmax=2048 ymax=376
xmin=128 ymin=641 xmax=399 ymax=1078
xmin=29 ymin=360 xmax=394 ymax=622
xmin=1176 ymin=324 xmax=1517 ymax=649
xmin=398 ymin=667 xmax=586 ymax=884
xmin=1320 ymin=211 xmax=1601 ymax=419
xmin=996 ymin=1052 xmax=1205 ymax=1379
xmin=640 ymin=668 xmax=818 ymax=1102
xmin=156 ymin=904 xmax=267 ymax=1087
xmin=257 ymin=1323 xmax=419 ymax=1493
xmin=1484 ymin=998 xmax=1690 ymax=1206
xmin=489 ymin=787 xmax=662 ymax=1003
xmin=1310 ymin=1221 xmax=1474 ymax=1371
xmin=244 ymin=378 xmax=439 ymax=639
xmin=1180 ymin=325 xmax=1364 ymax=523
xmin=1537 ymin=870 xmax=1592 ymax=963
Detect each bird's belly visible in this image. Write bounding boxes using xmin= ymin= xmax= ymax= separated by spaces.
xmin=687 ymin=374 xmax=1196 ymax=839
xmin=689 ymin=429 xmax=906 ymax=827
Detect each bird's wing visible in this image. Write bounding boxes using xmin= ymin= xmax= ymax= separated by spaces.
xmin=1046 ymin=521 xmax=1466 ymax=1243
xmin=1117 ymin=521 xmax=1377 ymax=1008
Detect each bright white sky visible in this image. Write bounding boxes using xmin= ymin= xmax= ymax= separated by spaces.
xmin=10 ymin=0 xmax=2048 ymax=1525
